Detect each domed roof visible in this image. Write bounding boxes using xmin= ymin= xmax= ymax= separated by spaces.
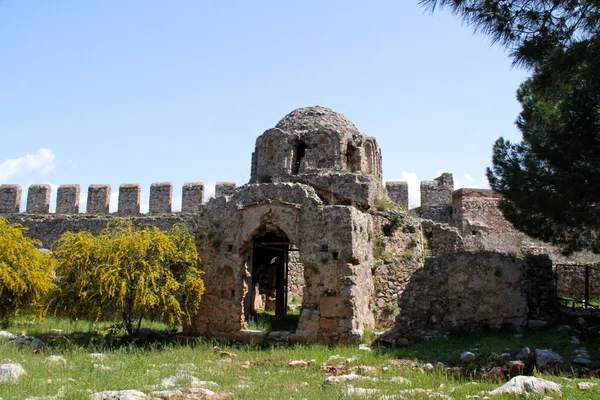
xmin=275 ymin=106 xmax=359 ymax=134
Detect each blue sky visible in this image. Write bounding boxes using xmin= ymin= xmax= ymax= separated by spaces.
xmin=0 ymin=1 xmax=529 ymax=211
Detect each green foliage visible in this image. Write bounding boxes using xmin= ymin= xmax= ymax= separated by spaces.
xmin=51 ymin=221 xmax=204 ymax=335
xmin=0 ymin=218 xmax=55 ymax=327
xmin=374 ymin=197 xmax=399 ymax=211
xmin=421 ymin=0 xmax=600 ymax=68
xmin=383 ymin=214 xmax=403 ymax=237
xmin=487 ymin=46 xmax=600 ymax=254
xmin=424 ymin=0 xmax=600 ymax=254
xmin=401 ymin=251 xmax=415 ymax=261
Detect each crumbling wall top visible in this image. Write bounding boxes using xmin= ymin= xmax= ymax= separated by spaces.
xmin=275 ymin=106 xmax=359 ymax=135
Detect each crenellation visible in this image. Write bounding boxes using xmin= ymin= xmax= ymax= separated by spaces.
xmin=87 ymin=184 xmax=111 ymax=214
xmin=56 ymin=184 xmax=80 ymax=214
xmin=215 ymin=182 xmax=236 ymax=197
xmin=149 ymin=182 xmax=172 ymax=214
xmin=0 ymin=184 xmax=22 ymax=214
xmin=420 ymin=173 xmax=453 ymax=207
xmin=26 ymin=184 xmax=51 ymax=213
xmin=118 ymin=184 xmax=141 ymax=216
xmin=385 ymin=181 xmax=408 ymax=209
xmin=181 ymin=182 xmax=204 ymax=213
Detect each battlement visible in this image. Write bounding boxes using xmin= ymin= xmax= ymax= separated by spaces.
xmin=0 ymin=182 xmax=238 ymax=215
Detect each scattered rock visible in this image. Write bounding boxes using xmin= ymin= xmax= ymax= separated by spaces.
xmin=573 ymin=356 xmax=591 ymax=366
xmin=89 ymin=353 xmax=107 ymax=361
xmin=390 ymin=376 xmax=412 ymax=385
xmin=358 ymin=344 xmax=372 ymax=352
xmin=556 ymin=325 xmax=572 ymax=335
xmin=482 ymin=367 xmax=506 ymax=384
xmin=288 ymin=360 xmax=308 ymax=368
xmin=489 ymin=376 xmax=561 ymax=396
xmin=159 ymin=373 xmax=218 ymax=390
xmin=0 ymin=363 xmax=25 ymax=383
xmin=350 ymin=365 xmax=377 ymax=375
xmin=578 ymin=382 xmax=597 ymax=391
xmin=0 ymin=331 xmax=16 ymax=340
xmin=342 ymin=385 xmax=379 ymax=397
xmin=149 ymin=390 xmax=184 ymax=399
xmin=569 ymin=336 xmax=580 ymax=344
xmin=535 ymin=349 xmax=566 ymax=372
xmin=516 ymin=347 xmax=531 ymax=361
xmin=325 ymin=374 xmax=376 ymax=384
xmin=527 ymin=320 xmax=549 ymax=329
xmin=90 ymin=390 xmax=148 ymax=400
xmin=45 ymin=355 xmax=67 ymax=367
xmin=460 ymin=352 xmax=475 ymax=362
xmin=93 ymin=364 xmax=114 ymax=372
xmin=506 ymin=360 xmax=526 ymax=377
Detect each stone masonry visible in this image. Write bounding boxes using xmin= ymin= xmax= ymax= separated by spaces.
xmin=181 ymin=182 xmax=204 ymax=213
xmin=215 ymin=182 xmax=236 ymax=198
xmin=26 ymin=184 xmax=51 ymax=213
xmin=87 ymin=184 xmax=111 ymax=215
xmin=56 ymin=184 xmax=80 ymax=214
xmin=149 ymin=182 xmax=172 ymax=214
xmin=1 ymin=106 xmax=570 ymax=345
xmin=385 ymin=181 xmax=408 ymax=210
xmin=118 ymin=184 xmax=141 ymax=216
xmin=0 ymin=184 xmax=22 ymax=214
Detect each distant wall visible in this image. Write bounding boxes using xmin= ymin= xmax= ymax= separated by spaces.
xmin=0 ymin=182 xmax=237 ymax=216
xmin=4 ymin=213 xmax=197 ymax=249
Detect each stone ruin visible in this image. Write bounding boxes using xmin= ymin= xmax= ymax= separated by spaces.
xmin=1 ymin=106 xmax=567 ymax=345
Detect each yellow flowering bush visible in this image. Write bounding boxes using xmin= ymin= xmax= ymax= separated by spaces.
xmin=0 ymin=218 xmax=55 ymax=327
xmin=52 ymin=220 xmax=204 ymax=335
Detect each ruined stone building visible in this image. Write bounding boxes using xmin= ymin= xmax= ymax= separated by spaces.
xmin=0 ymin=106 xmax=562 ymax=345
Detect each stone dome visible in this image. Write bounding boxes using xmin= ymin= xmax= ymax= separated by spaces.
xmin=275 ymin=106 xmax=359 ymax=134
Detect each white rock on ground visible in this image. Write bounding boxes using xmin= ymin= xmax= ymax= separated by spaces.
xmin=578 ymin=382 xmax=597 ymax=391
xmin=0 ymin=331 xmax=16 ymax=340
xmin=460 ymin=352 xmax=475 ymax=362
xmin=90 ymin=390 xmax=148 ymax=400
xmin=342 ymin=384 xmax=380 ymax=397
xmin=0 ymin=363 xmax=25 ymax=383
xmin=489 ymin=376 xmax=561 ymax=396
xmin=159 ymin=373 xmax=218 ymax=389
xmin=45 ymin=355 xmax=67 ymax=367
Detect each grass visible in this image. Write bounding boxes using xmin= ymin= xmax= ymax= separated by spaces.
xmin=0 ymin=318 xmax=599 ymax=399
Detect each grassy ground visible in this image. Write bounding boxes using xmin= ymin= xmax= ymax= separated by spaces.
xmin=0 ymin=318 xmax=599 ymax=399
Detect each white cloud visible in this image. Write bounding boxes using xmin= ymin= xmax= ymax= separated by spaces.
xmin=0 ymin=148 xmax=56 ymax=183
xmin=400 ymin=171 xmax=421 ymax=209
xmin=455 ymin=173 xmax=490 ymax=190
xmin=204 ymin=183 xmax=216 ymax=200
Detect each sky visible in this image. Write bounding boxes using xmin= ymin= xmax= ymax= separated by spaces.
xmin=0 ymin=1 xmax=529 ymax=211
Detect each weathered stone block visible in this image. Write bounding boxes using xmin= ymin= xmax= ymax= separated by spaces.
xmin=149 ymin=182 xmax=172 ymax=214
xmin=87 ymin=184 xmax=111 ymax=214
xmin=386 ymin=181 xmax=408 ymax=209
xmin=215 ymin=182 xmax=236 ymax=197
xmin=421 ymin=173 xmax=453 ymax=207
xmin=118 ymin=184 xmax=141 ymax=216
xmin=26 ymin=184 xmax=51 ymax=213
xmin=56 ymin=184 xmax=80 ymax=214
xmin=181 ymin=182 xmax=204 ymax=213
xmin=320 ymin=296 xmax=353 ymax=318
xmin=0 ymin=184 xmax=22 ymax=214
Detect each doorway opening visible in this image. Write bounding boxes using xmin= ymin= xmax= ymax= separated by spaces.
xmin=293 ymin=140 xmax=307 ymax=175
xmin=244 ymin=231 xmax=301 ymax=331
xmin=346 ymin=143 xmax=360 ymax=172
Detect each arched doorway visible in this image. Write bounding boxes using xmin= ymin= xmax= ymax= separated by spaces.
xmin=243 ymin=229 xmax=304 ymax=331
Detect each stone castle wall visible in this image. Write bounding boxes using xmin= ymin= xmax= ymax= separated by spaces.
xmin=0 ymin=182 xmax=242 ymax=216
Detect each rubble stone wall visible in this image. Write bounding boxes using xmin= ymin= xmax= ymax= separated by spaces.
xmin=384 ymin=252 xmax=529 ymax=345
